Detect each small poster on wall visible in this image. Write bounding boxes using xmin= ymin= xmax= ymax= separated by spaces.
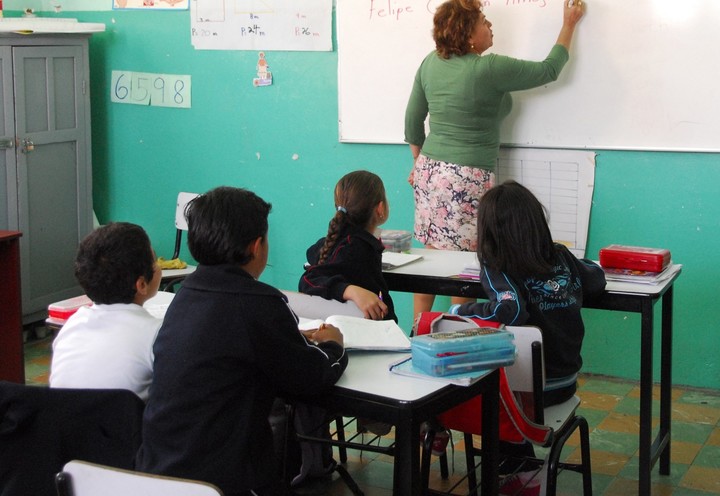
xmin=113 ymin=0 xmax=189 ymax=9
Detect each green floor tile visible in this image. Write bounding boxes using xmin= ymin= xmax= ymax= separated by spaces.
xmin=694 ymin=445 xmax=720 ymax=468
xmin=556 ymin=470 xmax=612 ymax=496
xmin=672 ymin=420 xmax=714 ymax=444
xmin=665 ymin=486 xmax=720 ymax=496
xmin=348 ymin=458 xmax=394 ymax=490
xmin=23 ymin=337 xmax=54 ymax=359
xmin=614 ymin=396 xmax=660 ymax=417
xmin=679 ymin=390 xmax=720 ymax=408
xmin=576 ymin=407 xmax=612 ymax=429
xmin=618 ymin=456 xmax=689 ymax=485
xmin=580 ymin=378 xmax=635 ymax=397
xmin=588 ymin=429 xmax=639 ymax=455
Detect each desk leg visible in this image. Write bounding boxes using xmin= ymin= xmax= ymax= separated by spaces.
xmin=0 ymin=235 xmax=24 ymax=383
xmin=393 ymin=413 xmax=421 ymax=495
xmin=638 ymin=298 xmax=653 ymax=496
xmin=659 ymin=286 xmax=674 ymax=475
xmin=481 ymin=370 xmax=500 ymax=496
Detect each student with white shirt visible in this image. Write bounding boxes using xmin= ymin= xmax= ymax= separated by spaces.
xmin=49 ymin=222 xmax=162 ymax=401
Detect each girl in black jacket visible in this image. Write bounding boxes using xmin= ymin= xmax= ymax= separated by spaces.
xmin=299 ymin=170 xmax=397 ymax=322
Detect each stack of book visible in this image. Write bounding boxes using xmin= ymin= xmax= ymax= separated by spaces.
xmin=458 ymin=260 xmax=481 ymax=280
xmin=599 ymin=244 xmax=677 ymax=285
xmin=602 ymin=265 xmax=677 ymax=285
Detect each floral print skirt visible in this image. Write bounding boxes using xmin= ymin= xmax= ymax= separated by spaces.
xmin=413 ymin=155 xmax=495 ymax=251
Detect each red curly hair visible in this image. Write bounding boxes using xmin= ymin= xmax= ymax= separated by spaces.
xmin=433 ymin=0 xmax=484 ymax=59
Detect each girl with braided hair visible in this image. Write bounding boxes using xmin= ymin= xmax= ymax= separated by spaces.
xmin=299 ymin=170 xmax=396 ymax=322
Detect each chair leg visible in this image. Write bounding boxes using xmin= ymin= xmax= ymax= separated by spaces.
xmin=439 ymin=451 xmax=449 ymax=479
xmin=420 ymin=424 xmax=436 ymax=492
xmin=578 ymin=417 xmax=593 ymax=496
xmin=545 ymin=415 xmax=592 ymax=496
xmin=334 ymin=416 xmax=348 ymax=463
xmin=281 ymin=403 xmax=295 ymax=490
xmin=335 ymin=464 xmax=365 ymax=496
xmin=464 ymin=432 xmax=479 ymax=496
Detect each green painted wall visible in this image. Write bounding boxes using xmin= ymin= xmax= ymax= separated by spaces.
xmin=15 ymin=9 xmax=720 ymax=389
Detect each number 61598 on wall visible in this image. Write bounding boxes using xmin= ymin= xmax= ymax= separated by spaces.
xmin=111 ymin=70 xmax=192 ymax=108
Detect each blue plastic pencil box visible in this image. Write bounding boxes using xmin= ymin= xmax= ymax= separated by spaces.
xmin=411 ymin=328 xmax=516 ymax=377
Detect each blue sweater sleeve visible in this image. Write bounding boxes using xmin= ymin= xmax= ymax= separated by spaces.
xmin=577 ymin=257 xmax=607 ymax=296
xmin=457 ymin=265 xmax=530 ymax=325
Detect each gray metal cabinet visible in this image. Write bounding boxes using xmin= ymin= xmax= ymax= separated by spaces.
xmin=0 ymin=34 xmax=93 ymax=323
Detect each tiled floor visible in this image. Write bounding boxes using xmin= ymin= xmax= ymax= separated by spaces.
xmin=24 ymin=333 xmax=720 ymax=496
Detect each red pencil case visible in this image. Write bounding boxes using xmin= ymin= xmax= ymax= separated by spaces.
xmin=599 ymin=244 xmax=671 ymax=273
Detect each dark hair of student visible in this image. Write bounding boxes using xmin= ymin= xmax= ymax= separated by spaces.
xmin=433 ymin=0 xmax=484 ymax=59
xmin=476 ymin=180 xmax=556 ymax=279
xmin=74 ymin=222 xmax=155 ymax=305
xmin=317 ymin=170 xmax=386 ymax=265
xmin=186 ymin=186 xmax=272 ymax=266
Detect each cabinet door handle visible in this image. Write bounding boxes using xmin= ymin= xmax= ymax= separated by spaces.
xmin=0 ymin=138 xmax=14 ymax=149
xmin=21 ymin=138 xmax=34 ymax=153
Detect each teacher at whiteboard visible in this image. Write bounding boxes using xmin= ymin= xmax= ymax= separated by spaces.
xmin=404 ymin=0 xmax=585 ymax=316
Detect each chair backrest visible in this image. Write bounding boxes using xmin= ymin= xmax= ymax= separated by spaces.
xmin=504 ymin=325 xmax=546 ymax=424
xmin=174 ymin=192 xmax=199 ymax=231
xmin=55 ymin=460 xmax=224 ymax=496
xmin=436 ymin=325 xmax=553 ymax=444
xmin=504 ymin=325 xmax=545 ymax=394
xmin=172 ymin=192 xmax=199 ymax=259
xmin=0 ymin=382 xmax=144 ymax=496
xmin=282 ymin=290 xmax=364 ymax=320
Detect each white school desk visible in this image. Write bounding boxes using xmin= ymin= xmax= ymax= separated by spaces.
xmin=161 ymin=266 xmax=196 ymax=279
xmin=160 ymin=266 xmax=196 ymax=291
xmin=383 ymin=248 xmax=682 ymax=496
xmin=310 ymin=351 xmax=500 ymax=496
xmin=45 ymin=289 xmax=500 ymax=496
xmin=45 ymin=291 xmax=176 ymax=331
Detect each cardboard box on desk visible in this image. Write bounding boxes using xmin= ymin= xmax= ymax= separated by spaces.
xmin=411 ymin=328 xmax=516 ymax=377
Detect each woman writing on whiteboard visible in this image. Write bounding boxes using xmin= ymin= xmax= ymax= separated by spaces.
xmin=404 ymin=0 xmax=585 ymax=316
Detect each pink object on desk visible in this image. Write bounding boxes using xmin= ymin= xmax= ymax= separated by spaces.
xmin=47 ymin=295 xmax=92 ymax=326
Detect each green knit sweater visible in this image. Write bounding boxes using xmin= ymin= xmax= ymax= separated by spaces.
xmin=404 ymin=44 xmax=569 ymax=170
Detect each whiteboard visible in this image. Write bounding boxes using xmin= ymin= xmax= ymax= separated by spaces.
xmin=337 ymin=0 xmax=720 ymax=151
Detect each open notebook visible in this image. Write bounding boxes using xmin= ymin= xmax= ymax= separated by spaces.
xmin=298 ymin=314 xmax=411 ymax=351
xmin=381 ymin=251 xmax=423 ymax=270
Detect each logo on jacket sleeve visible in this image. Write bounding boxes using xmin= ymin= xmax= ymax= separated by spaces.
xmin=498 ymin=291 xmax=516 ymax=301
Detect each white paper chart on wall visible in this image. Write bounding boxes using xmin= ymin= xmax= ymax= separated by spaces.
xmin=111 ymin=71 xmax=192 ymax=108
xmin=190 ymin=0 xmax=332 ymax=51
xmin=497 ymin=148 xmax=595 ymax=259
